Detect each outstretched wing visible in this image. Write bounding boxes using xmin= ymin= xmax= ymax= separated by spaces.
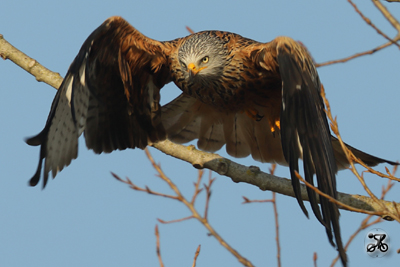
xmin=26 ymin=16 xmax=174 ymax=188
xmin=268 ymin=37 xmax=346 ymax=265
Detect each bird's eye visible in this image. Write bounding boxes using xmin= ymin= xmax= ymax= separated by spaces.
xmin=181 ymin=62 xmax=187 ymax=69
xmin=201 ymin=56 xmax=209 ymax=64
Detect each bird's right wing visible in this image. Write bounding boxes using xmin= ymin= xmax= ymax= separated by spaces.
xmin=254 ymin=37 xmax=347 ymax=266
xmin=26 ymin=16 xmax=173 ymax=188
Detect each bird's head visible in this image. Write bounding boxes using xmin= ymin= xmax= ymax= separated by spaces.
xmin=178 ymin=32 xmax=229 ymax=85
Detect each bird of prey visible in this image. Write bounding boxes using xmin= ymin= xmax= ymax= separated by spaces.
xmin=26 ymin=16 xmax=397 ymax=266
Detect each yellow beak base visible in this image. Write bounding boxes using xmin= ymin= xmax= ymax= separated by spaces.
xmin=188 ymin=63 xmax=207 ymax=75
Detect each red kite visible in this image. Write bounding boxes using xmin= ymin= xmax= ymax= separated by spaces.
xmin=27 ymin=16 xmax=398 ymax=266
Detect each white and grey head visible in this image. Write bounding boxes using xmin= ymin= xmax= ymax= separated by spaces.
xmin=178 ymin=32 xmax=229 ymax=84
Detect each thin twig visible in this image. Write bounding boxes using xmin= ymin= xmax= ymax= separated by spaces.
xmin=294 ymin=171 xmax=395 ymax=219
xmin=191 ymin=170 xmax=204 ymax=205
xmin=155 ymin=225 xmax=164 ymax=267
xmin=111 ymin=172 xmax=179 ymax=200
xmin=316 ymin=41 xmax=394 ymax=67
xmin=313 ymin=252 xmax=318 ymax=267
xmin=269 ymin=164 xmax=281 ymax=267
xmin=157 ymin=216 xmax=194 ymax=224
xmin=352 ymin=156 xmax=400 ymax=182
xmin=203 ymin=172 xmax=215 ymax=220
xmin=192 ymin=245 xmax=201 ymax=267
xmin=242 ymin=197 xmax=274 ymax=203
xmin=186 ymin=26 xmax=195 ymax=34
xmin=272 ymin=192 xmax=281 ymax=267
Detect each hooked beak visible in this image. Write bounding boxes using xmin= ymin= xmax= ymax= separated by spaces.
xmin=188 ymin=63 xmax=207 ymax=77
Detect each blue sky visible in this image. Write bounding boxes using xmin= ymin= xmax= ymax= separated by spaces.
xmin=1 ymin=1 xmax=400 ymax=266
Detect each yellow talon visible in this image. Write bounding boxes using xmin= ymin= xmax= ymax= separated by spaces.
xmin=270 ymin=118 xmax=280 ymax=133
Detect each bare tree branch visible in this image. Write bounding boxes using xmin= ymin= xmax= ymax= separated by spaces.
xmin=347 ymin=0 xmax=400 ymax=48
xmin=115 ymin=149 xmax=255 ymax=267
xmin=0 ymin=34 xmax=63 ymax=89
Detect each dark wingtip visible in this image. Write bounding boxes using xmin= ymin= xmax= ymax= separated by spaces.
xmin=340 ymin=250 xmax=348 ymax=267
xmin=28 ymin=159 xmax=42 ymax=187
xmin=25 ymin=136 xmax=39 ymax=146
xmin=25 ymin=131 xmax=46 ymax=146
xmin=41 ymin=174 xmax=48 ymax=189
xmin=336 ymin=232 xmax=348 ymax=267
xmin=28 ymin=145 xmax=46 ymax=188
xmin=290 ymin=170 xmax=309 ymax=218
xmin=29 ymin=175 xmax=40 ymax=187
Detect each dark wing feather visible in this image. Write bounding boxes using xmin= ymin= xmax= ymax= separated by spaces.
xmin=26 ymin=16 xmax=173 ymax=187
xmin=270 ymin=37 xmax=346 ymax=265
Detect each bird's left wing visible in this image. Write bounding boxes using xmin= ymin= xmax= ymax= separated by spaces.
xmin=252 ymin=37 xmax=346 ymax=265
xmin=26 ymin=16 xmax=174 ymax=188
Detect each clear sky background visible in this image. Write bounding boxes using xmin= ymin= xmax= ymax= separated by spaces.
xmin=1 ymin=1 xmax=400 ymax=267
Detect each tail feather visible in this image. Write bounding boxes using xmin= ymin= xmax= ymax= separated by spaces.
xmin=332 ymin=136 xmax=398 ymax=169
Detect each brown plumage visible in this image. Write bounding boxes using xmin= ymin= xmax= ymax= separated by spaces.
xmin=26 ymin=16 xmax=398 ymax=266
